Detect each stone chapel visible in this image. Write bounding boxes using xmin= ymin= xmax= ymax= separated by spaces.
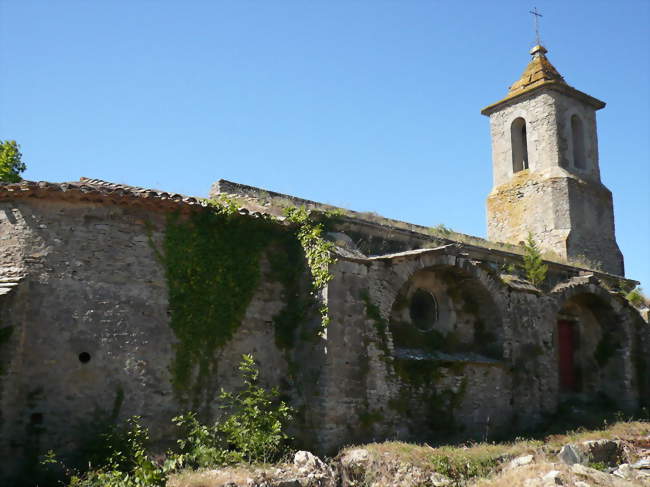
xmin=0 ymin=43 xmax=648 ymax=484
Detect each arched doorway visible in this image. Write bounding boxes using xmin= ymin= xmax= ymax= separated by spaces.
xmin=556 ymin=293 xmax=625 ymax=400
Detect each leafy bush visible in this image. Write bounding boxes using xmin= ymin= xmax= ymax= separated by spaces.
xmin=0 ymin=140 xmax=26 ymax=183
xmin=218 ymin=354 xmax=294 ymax=464
xmin=43 ymin=417 xmax=177 ymax=487
xmin=172 ymin=411 xmax=236 ymax=467
xmin=522 ymin=233 xmax=547 ymax=287
xmin=174 ymin=354 xmax=294 ymax=466
xmin=43 ymin=355 xmax=293 ymax=484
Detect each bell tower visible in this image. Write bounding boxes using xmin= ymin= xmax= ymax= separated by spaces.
xmin=481 ymin=44 xmax=624 ymax=276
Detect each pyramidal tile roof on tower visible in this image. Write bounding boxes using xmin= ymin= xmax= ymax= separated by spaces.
xmin=508 ymin=45 xmax=566 ymax=94
xmin=481 ymin=45 xmax=605 ymax=115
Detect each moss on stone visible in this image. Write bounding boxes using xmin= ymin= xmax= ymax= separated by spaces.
xmin=268 ymin=236 xmax=311 ymax=351
xmin=359 ymin=408 xmax=384 ymax=430
xmin=393 ymin=358 xmax=443 ymax=385
xmin=360 ymin=289 xmax=390 ymax=357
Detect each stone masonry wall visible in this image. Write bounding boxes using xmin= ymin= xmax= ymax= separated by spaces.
xmin=0 ymin=198 xmax=308 ymax=483
xmin=317 ymin=248 xmax=644 ymax=452
xmin=487 ymin=171 xmax=624 ymax=275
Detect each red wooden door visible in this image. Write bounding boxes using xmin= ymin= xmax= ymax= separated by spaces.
xmin=558 ymin=320 xmax=577 ymax=391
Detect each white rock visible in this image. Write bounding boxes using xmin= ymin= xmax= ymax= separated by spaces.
xmin=631 ymin=458 xmax=650 ymax=469
xmin=510 ymin=454 xmax=534 ymax=467
xmin=613 ymin=463 xmax=632 ymax=479
xmin=340 ymin=448 xmax=370 ymax=466
xmin=293 ymin=450 xmax=326 ymax=471
xmin=542 ymin=469 xmax=563 ymax=485
xmin=571 ymin=463 xmax=611 ymax=483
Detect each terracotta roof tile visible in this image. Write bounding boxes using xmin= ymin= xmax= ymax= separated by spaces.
xmin=0 ymin=177 xmax=205 ymax=210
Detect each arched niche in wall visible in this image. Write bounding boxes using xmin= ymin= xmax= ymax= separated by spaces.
xmin=555 ymin=292 xmax=626 ymax=403
xmin=388 ymin=265 xmax=503 ymax=361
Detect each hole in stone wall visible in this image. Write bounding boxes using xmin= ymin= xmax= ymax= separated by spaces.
xmin=30 ymin=412 xmax=43 ymax=425
xmin=78 ymin=352 xmax=91 ymax=364
xmin=409 ymin=289 xmax=438 ymax=331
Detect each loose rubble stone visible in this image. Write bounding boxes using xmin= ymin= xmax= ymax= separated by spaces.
xmin=571 ymin=463 xmax=613 ymax=484
xmin=510 ymin=454 xmax=535 ymax=468
xmin=558 ymin=440 xmax=626 ymax=468
xmin=542 ymin=469 xmax=563 ymax=485
xmin=559 ymin=445 xmax=582 ymax=466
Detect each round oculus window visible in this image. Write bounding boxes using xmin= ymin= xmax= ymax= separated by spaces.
xmin=409 ymin=289 xmax=438 ymax=331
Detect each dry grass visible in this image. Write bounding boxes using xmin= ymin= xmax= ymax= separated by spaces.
xmin=351 ymin=439 xmax=540 ymax=471
xmin=166 ymin=422 xmax=649 ymax=486
xmin=167 ymin=464 xmax=284 ymax=487
xmin=544 ymin=421 xmax=650 ymax=450
xmin=469 ymin=459 xmax=642 ymax=487
xmin=343 ymin=421 xmax=649 ymax=486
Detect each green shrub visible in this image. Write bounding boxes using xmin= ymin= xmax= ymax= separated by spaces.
xmin=43 ymin=355 xmax=294 ymax=482
xmin=174 ymin=353 xmax=294 ymax=466
xmin=43 ymin=417 xmax=177 ymax=487
xmin=0 ymin=140 xmax=25 ymax=183
xmin=522 ymin=233 xmax=547 ymax=287
xmin=172 ymin=411 xmax=239 ymax=467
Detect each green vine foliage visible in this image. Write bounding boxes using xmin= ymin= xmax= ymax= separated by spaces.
xmin=159 ymin=202 xmax=279 ymax=403
xmin=152 ymin=199 xmax=334 ymax=403
xmin=284 ymin=206 xmax=336 ymax=332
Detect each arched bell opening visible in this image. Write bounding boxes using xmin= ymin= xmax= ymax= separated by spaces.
xmin=511 ymin=117 xmax=529 ymax=173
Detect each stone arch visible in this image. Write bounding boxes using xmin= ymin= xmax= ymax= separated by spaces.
xmin=550 ymin=283 xmax=635 ymax=409
xmin=387 ymin=257 xmax=504 ymax=361
xmin=376 ymin=253 xmax=512 ymax=441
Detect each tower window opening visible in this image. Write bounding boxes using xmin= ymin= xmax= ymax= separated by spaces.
xmin=571 ymin=115 xmax=586 ymax=169
xmin=511 ymin=117 xmax=529 ymax=172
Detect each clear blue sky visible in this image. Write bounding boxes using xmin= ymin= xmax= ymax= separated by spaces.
xmin=1 ymin=1 xmax=648 ymax=288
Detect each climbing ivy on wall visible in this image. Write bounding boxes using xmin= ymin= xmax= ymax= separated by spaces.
xmin=153 ymin=201 xmax=336 ymax=404
xmin=284 ymin=206 xmax=336 ymax=333
xmin=158 ymin=202 xmax=279 ymax=403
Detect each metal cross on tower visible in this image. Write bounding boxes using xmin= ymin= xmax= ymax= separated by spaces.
xmin=529 ymin=7 xmax=543 ymax=46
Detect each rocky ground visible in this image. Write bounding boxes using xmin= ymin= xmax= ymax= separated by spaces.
xmin=167 ymin=421 xmax=650 ymax=487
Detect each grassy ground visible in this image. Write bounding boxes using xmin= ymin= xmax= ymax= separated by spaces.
xmin=343 ymin=421 xmax=649 ymax=486
xmin=168 ymin=421 xmax=649 ymax=486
